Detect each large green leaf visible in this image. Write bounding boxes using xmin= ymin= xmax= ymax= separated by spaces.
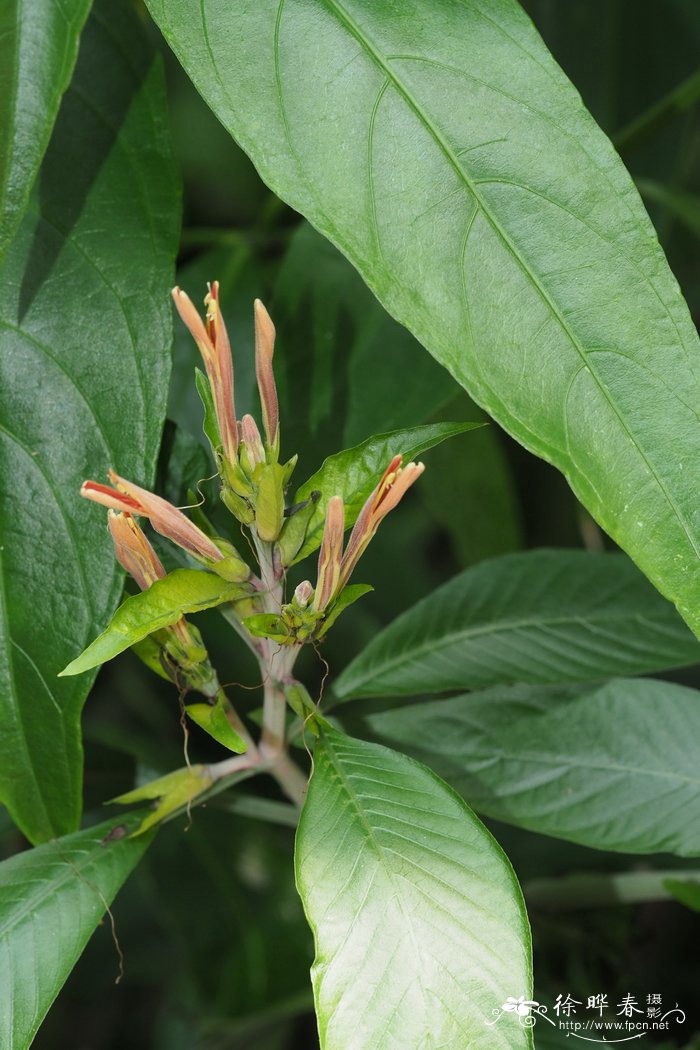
xmin=295 ymin=727 xmax=533 ymax=1050
xmin=359 ymin=678 xmax=700 ymax=856
xmin=333 ymin=550 xmax=700 ymax=700
xmin=0 ymin=0 xmax=92 ymax=257
xmin=0 ymin=0 xmax=179 ymax=842
xmin=294 ymin=421 xmax=480 ymax=563
xmin=0 ymin=812 xmax=152 ymax=1050
xmin=60 ymin=569 xmax=248 ymax=677
xmin=147 ymin=0 xmax=700 ymax=637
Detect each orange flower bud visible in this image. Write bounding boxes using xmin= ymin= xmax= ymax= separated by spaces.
xmin=82 ymin=470 xmax=225 ymax=564
xmin=172 ymin=282 xmax=238 ymax=464
xmin=254 ymin=299 xmax=279 ymax=452
xmin=313 ymin=495 xmax=345 ymax=612
xmin=107 ymin=511 xmax=165 ymax=591
xmin=338 ymin=457 xmax=424 ymax=590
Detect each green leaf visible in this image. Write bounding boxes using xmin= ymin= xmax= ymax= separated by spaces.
xmin=0 ymin=0 xmax=179 ymax=843
xmin=0 ymin=0 xmax=91 ymax=256
xmin=242 ymin=612 xmax=295 ymax=645
xmin=359 ymin=678 xmax=700 ymax=856
xmin=186 ymin=694 xmax=247 ymax=753
xmin=334 ymin=550 xmax=700 ymax=701
xmin=295 ymin=727 xmax=533 ymax=1049
xmin=293 ymin=421 xmax=480 ymax=563
xmin=663 ymin=878 xmax=700 ymax=913
xmin=148 ymin=0 xmax=700 ymax=638
xmin=195 ymin=366 xmax=222 ymax=458
xmin=317 ymin=583 xmax=373 ymax=638
xmin=60 ymin=570 xmax=249 ymax=677
xmin=111 ymin=765 xmax=214 ymax=835
xmin=0 ymin=813 xmax=152 ymax=1050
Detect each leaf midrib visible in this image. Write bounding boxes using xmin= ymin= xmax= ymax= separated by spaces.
xmin=317 ymin=734 xmax=433 ymax=1017
xmin=315 ymin=0 xmax=700 ymax=563
xmin=0 ymin=840 xmax=111 ymax=938
xmin=338 ymin=606 xmax=689 ymax=695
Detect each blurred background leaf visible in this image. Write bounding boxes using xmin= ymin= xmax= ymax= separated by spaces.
xmin=0 ymin=0 xmax=179 ymax=842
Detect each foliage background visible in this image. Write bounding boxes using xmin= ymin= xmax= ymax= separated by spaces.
xmin=2 ymin=0 xmax=700 ymax=1046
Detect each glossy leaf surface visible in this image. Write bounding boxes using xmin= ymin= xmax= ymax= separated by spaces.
xmin=61 ymin=570 xmax=248 ymax=676
xmin=147 ymin=0 xmax=700 ymax=637
xmin=0 ymin=0 xmax=91 ymax=255
xmin=295 ymin=728 xmax=533 ymax=1049
xmin=0 ymin=0 xmax=179 ymax=841
xmin=334 ymin=550 xmax=700 ymax=700
xmin=361 ymin=679 xmax=700 ymax=855
xmin=0 ymin=813 xmax=152 ymax=1050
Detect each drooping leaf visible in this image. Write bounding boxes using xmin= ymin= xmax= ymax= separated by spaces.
xmin=186 ymin=694 xmax=247 ymax=753
xmin=293 ymin=421 xmax=480 ymax=563
xmin=0 ymin=812 xmax=152 ymax=1050
xmin=111 ymin=765 xmax=214 ymax=835
xmin=147 ymin=0 xmax=700 ymax=638
xmin=295 ymin=727 xmax=533 ymax=1050
xmin=359 ymin=678 xmax=700 ymax=856
xmin=0 ymin=0 xmax=179 ymax=842
xmin=60 ymin=570 xmax=250 ymax=677
xmin=334 ymin=550 xmax=700 ymax=701
xmin=0 ymin=0 xmax=92 ymax=256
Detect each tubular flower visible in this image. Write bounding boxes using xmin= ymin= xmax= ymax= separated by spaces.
xmin=240 ymin=414 xmax=265 ymax=472
xmin=172 ymin=282 xmax=238 ymax=465
xmin=312 ymin=457 xmax=424 ymax=614
xmin=313 ymin=496 xmax=344 ymax=612
xmin=107 ymin=511 xmax=192 ymax=649
xmin=107 ymin=510 xmax=166 ymax=590
xmin=338 ymin=456 xmax=424 ymax=591
xmin=254 ymin=298 xmax=279 ymax=453
xmin=82 ymin=470 xmax=225 ymax=564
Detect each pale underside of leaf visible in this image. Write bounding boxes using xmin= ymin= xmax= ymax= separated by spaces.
xmin=296 ymin=728 xmax=533 ymax=1049
xmin=360 ymin=679 xmax=700 ymax=856
xmin=148 ymin=0 xmax=700 ymax=637
xmin=333 ymin=549 xmax=700 ymax=700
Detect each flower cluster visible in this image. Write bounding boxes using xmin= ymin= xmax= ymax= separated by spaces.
xmin=79 ymin=284 xmax=423 ymax=666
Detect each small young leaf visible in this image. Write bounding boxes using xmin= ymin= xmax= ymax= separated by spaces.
xmin=195 ymin=366 xmax=222 ymax=458
xmin=317 ymin=583 xmax=373 ymax=638
xmin=296 ymin=727 xmax=533 ymax=1049
xmin=242 ymin=612 xmax=295 ymax=644
xmin=186 ymin=695 xmax=247 ymax=753
xmin=0 ymin=813 xmax=152 ymax=1050
xmin=293 ymin=422 xmax=480 ymax=563
xmin=60 ymin=570 xmax=250 ymax=677
xmin=334 ymin=550 xmax=700 ymax=701
xmin=361 ymin=678 xmax=700 ymax=856
xmin=111 ymin=765 xmax=214 ymax=835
